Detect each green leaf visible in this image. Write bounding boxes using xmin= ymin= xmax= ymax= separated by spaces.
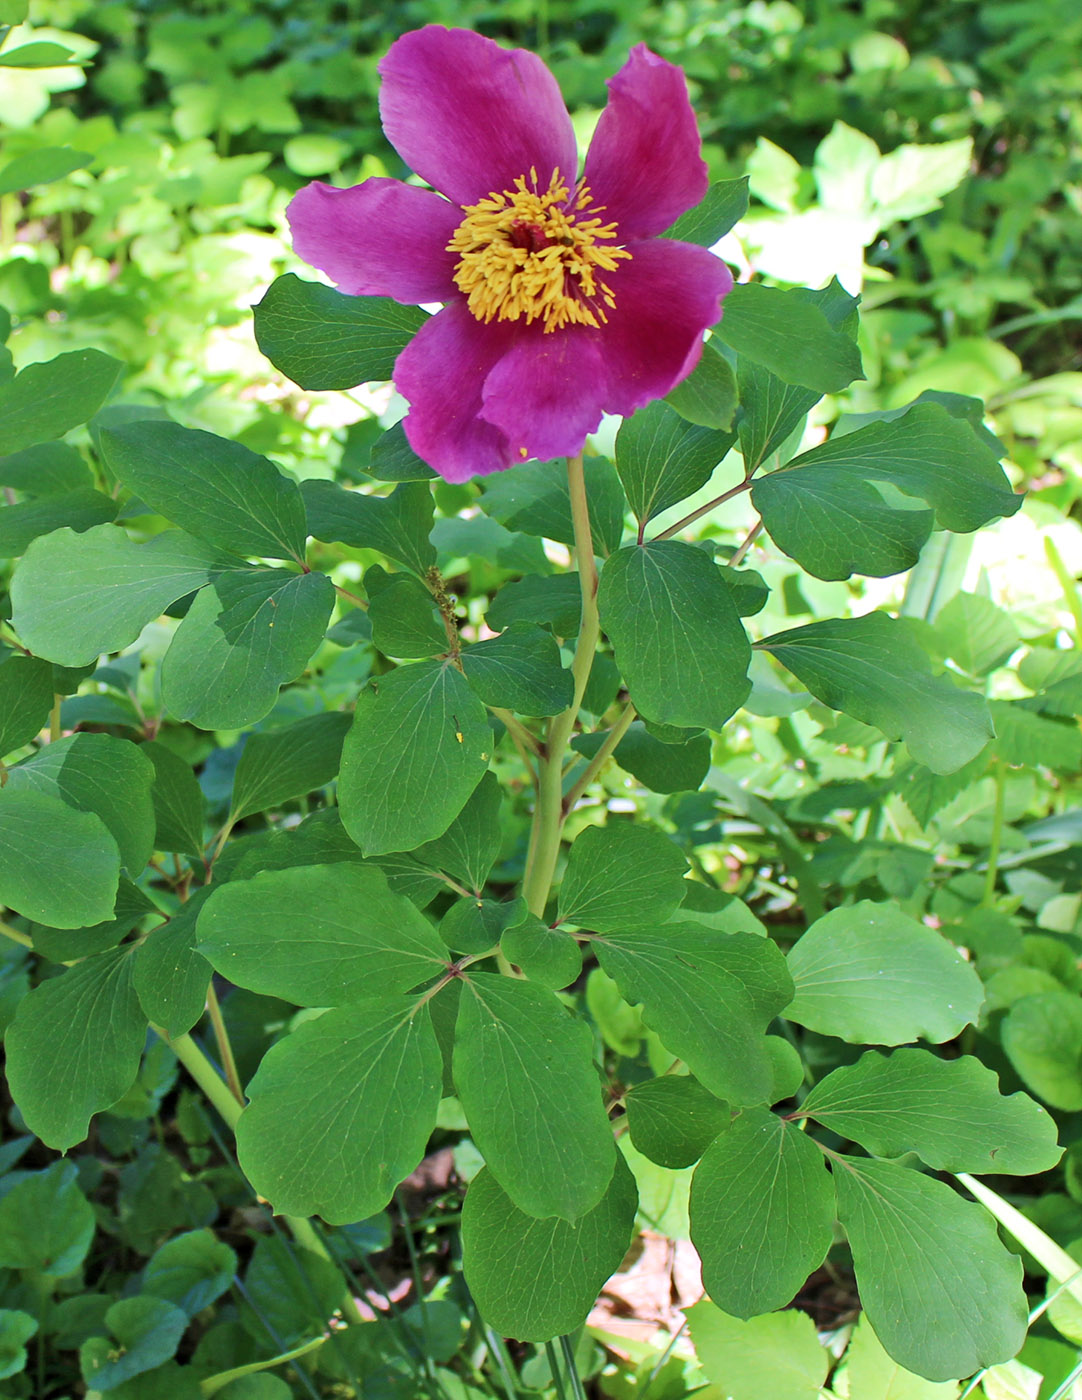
xmin=989 ymin=701 xmax=1082 ymax=772
xmin=253 ymin=274 xmax=425 ymax=391
xmin=32 ymin=876 xmax=154 ymax=963
xmin=143 ymin=1230 xmax=237 ymax=1318
xmin=161 ymin=569 xmax=334 ymax=730
xmin=453 ymin=972 xmax=615 ymax=1219
xmin=625 ymin=1075 xmax=729 ymax=1169
xmin=662 ymin=177 xmax=749 ymax=245
xmin=0 ymin=42 xmax=77 ymax=67
xmin=594 ymin=924 xmax=794 ymax=1105
xmin=691 ymin=1106 xmax=834 ymax=1315
xmin=0 ymin=145 xmax=89 ymax=197
xmin=101 ymin=422 xmax=308 ymax=562
xmin=230 ymin=712 xmax=351 ymax=822
xmin=237 ymin=999 xmax=442 ymax=1223
xmin=0 ymin=788 xmax=119 ymax=928
xmin=687 ymin=1300 xmax=829 ymax=1400
xmin=571 ymin=719 xmax=711 ymax=795
xmin=366 ymin=565 xmax=446 ymax=658
xmin=1001 ymin=991 xmax=1082 ymax=1111
xmin=461 ymin=622 xmax=573 ymax=716
xmin=80 ymin=1296 xmax=188 ymax=1391
xmin=302 ymin=479 xmax=435 ymax=576
xmin=197 ymin=863 xmax=447 ymax=1006
xmin=338 ymin=661 xmax=490 ymax=856
xmin=367 ymin=421 xmax=436 ymax=481
xmin=241 ymin=1236 xmax=343 ymax=1347
xmin=487 ymin=573 xmax=582 ymax=636
xmin=714 ymin=283 xmax=864 ymax=393
xmin=665 ymin=340 xmax=739 ymax=430
xmin=133 ymin=896 xmax=212 ymax=1040
xmin=834 ymin=1157 xmax=1027 ymax=1381
xmin=802 ymin=1049 xmax=1061 ymax=1175
xmin=839 ymin=1316 xmax=961 ymax=1400
xmin=935 ymin=593 xmax=1020 ymax=677
xmin=5 ymin=946 xmax=145 ymax=1149
xmin=6 ymin=733 xmax=156 ymax=875
xmin=440 ymin=897 xmax=523 ymax=955
xmin=752 ymin=405 xmax=1020 ymax=580
xmin=785 ymin=901 xmax=984 ymax=1045
xmin=461 ymin=1157 xmax=637 ymax=1342
xmin=758 ymin=612 xmax=992 ymax=774
xmin=501 ymin=912 xmax=583 ymax=990
xmin=557 ymin=822 xmax=688 ymax=931
xmin=0 ymin=348 xmax=123 ymax=454
xmin=0 ymin=441 xmax=93 ymax=495
xmin=479 ymin=456 xmax=626 ymax=555
xmin=598 ymin=541 xmax=751 ymax=729
xmin=615 ymin=401 xmax=733 ymax=525
xmin=413 ymin=771 xmax=502 ymax=894
xmin=0 ymin=1310 xmax=36 ymax=1381
xmin=0 ymin=487 xmax=117 ymax=556
xmin=10 ymin=524 xmax=219 ymax=667
xmin=0 ymin=655 xmax=53 ymax=757
xmin=142 ymin=741 xmax=206 ymax=861
xmin=0 ymin=1162 xmax=94 ymax=1275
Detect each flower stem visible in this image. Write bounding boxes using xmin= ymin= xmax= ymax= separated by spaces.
xmin=561 ymin=701 xmax=636 ymax=815
xmin=521 ymin=454 xmax=599 ymax=918
xmin=651 ymin=477 xmax=754 ymax=542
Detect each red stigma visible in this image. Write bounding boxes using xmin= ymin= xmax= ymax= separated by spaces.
xmin=508 ymin=219 xmax=549 ymax=252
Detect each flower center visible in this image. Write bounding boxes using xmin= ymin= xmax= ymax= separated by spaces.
xmin=447 ymin=168 xmax=632 ymax=334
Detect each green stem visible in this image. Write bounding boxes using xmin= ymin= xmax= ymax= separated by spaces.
xmin=489 ymin=706 xmax=542 ymax=759
xmin=334 ymin=583 xmax=369 ymax=611
xmin=521 ymin=454 xmax=598 ymax=918
xmin=561 ymin=702 xmax=636 ymax=814
xmin=651 ymin=477 xmax=754 ymax=542
xmin=49 ymin=695 xmax=61 ymax=742
xmin=200 ymin=1334 xmax=328 ymax=1396
xmin=559 ymin=1334 xmax=587 ymax=1400
xmin=205 ymin=983 xmax=244 ymax=1105
xmin=0 ymin=918 xmax=33 ymax=949
xmin=1045 ymin=534 xmax=1082 ymax=641
xmin=981 ymin=758 xmax=1007 ymax=907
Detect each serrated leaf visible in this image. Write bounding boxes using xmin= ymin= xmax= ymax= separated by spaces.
xmin=141 ymin=741 xmax=206 ymax=861
xmin=6 ymin=733 xmax=156 ymax=875
xmin=254 ymin=274 xmax=425 ymax=390
xmin=302 ymin=479 xmax=435 ymax=576
xmin=0 ymin=487 xmax=117 ymax=556
xmin=479 ymin=456 xmax=626 ymax=556
xmin=0 ymin=788 xmax=119 ymax=928
xmin=626 ymin=1075 xmax=729 ymax=1169
xmin=161 ymin=568 xmax=334 ymax=730
xmin=557 ymin=822 xmax=688 ymax=931
xmin=413 ymin=772 xmax=502 ymax=894
xmin=691 ymin=1108 xmax=834 ymax=1315
xmin=834 ymin=1157 xmax=1026 ymax=1381
xmin=0 ymin=1162 xmax=93 ymax=1276
xmin=666 ymin=340 xmax=739 ymax=430
xmin=935 ymin=593 xmax=1020 ymax=676
xmin=803 ymin=1049 xmax=1060 ymax=1175
xmin=715 ymin=283 xmax=864 ymax=393
xmin=237 ymin=998 xmax=442 ymax=1223
xmin=0 ymin=655 xmax=53 ymax=757
xmin=752 ymin=405 xmax=1020 ymax=580
xmin=989 ymin=701 xmax=1082 ymax=772
xmin=101 ymin=421 xmax=308 ymax=562
xmin=598 ymin=541 xmax=751 ymax=729
xmin=461 ymin=622 xmax=573 ymax=716
xmin=662 ymin=177 xmax=750 ymax=245
xmin=687 ymin=1300 xmax=829 ymax=1400
xmin=338 ymin=661 xmax=490 ymax=856
xmin=462 ymin=1157 xmax=636 ymax=1341
xmin=453 ymin=973 xmax=615 ymax=1220
xmin=785 ymin=902 xmax=984 ymax=1045
xmin=759 ymin=612 xmax=992 ymax=774
xmin=10 ymin=525 xmax=219 ymax=667
xmin=197 ymin=863 xmax=447 ymax=1006
xmin=594 ymin=924 xmax=794 ymax=1104
xmin=0 ymin=348 xmax=122 ymax=454
xmin=615 ymin=400 xmax=733 ymax=525
xmin=5 ymin=946 xmax=145 ymax=1150
xmin=133 ymin=895 xmax=212 ymax=1040
xmin=230 ymin=712 xmax=351 ymax=821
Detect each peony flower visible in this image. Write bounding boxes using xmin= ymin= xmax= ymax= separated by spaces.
xmin=287 ymin=26 xmax=733 ymax=483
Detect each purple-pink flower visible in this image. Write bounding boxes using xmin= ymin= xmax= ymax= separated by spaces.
xmin=287 ymin=26 xmax=733 ymax=483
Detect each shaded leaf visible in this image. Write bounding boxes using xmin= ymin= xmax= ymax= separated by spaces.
xmin=479 ymin=456 xmax=626 ymax=556
xmin=666 ymin=340 xmax=739 ymax=430
xmin=625 ymin=1075 xmax=729 ymax=1169
xmin=0 ymin=487 xmax=117 ymax=556
xmin=714 ymin=283 xmax=864 ymax=393
xmin=230 ymin=712 xmax=351 ymax=821
xmin=302 ymin=479 xmax=435 ymax=576
xmin=142 ymin=741 xmax=206 ymax=861
xmin=413 ymin=772 xmax=502 ymax=894
xmin=0 ymin=1162 xmax=93 ymax=1276
xmin=133 ymin=895 xmax=212 ymax=1040
xmin=662 ymin=177 xmax=749 ymax=245
xmin=0 ymin=655 xmax=53 ymax=757
xmin=558 ymin=822 xmax=688 ymax=931
xmin=0 ymin=788 xmax=119 ymax=928
xmin=0 ymin=349 xmax=122 ymax=455
xmin=615 ymin=400 xmax=733 ymax=525
xmin=461 ymin=622 xmax=573 ymax=716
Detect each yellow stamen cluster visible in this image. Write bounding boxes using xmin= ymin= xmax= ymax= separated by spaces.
xmin=447 ymin=168 xmax=631 ymax=333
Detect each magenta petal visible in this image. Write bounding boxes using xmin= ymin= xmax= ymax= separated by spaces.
xmin=597 ymin=239 xmax=734 ymax=417
xmin=583 ymin=45 xmax=709 ymax=240
xmin=378 ymin=26 xmax=578 ymax=207
xmin=286 ymin=178 xmax=460 ymax=303
xmin=394 ymin=302 xmax=520 ymax=483
xmin=480 ymin=328 xmax=607 ymax=463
